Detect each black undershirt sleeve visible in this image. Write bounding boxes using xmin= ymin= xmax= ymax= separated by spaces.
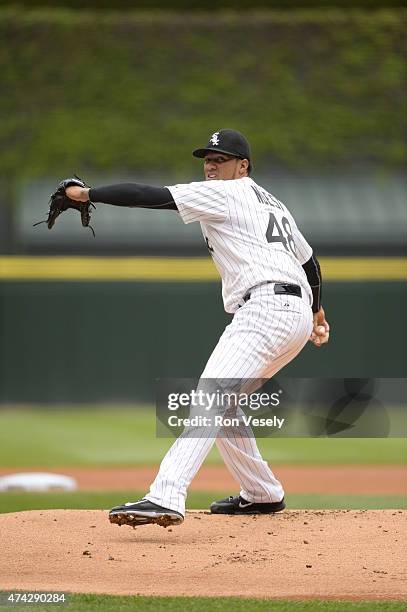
xmin=89 ymin=183 xmax=177 ymax=210
xmin=302 ymin=254 xmax=322 ymax=313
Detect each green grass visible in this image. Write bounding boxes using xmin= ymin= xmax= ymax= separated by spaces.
xmin=0 ymin=593 xmax=406 ymax=611
xmin=0 ymin=407 xmax=406 ymax=467
xmin=0 ymin=490 xmax=405 ymax=514
xmin=0 ymin=407 xmax=172 ymax=466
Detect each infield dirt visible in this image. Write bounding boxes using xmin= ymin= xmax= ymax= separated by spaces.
xmin=1 ymin=465 xmax=406 ymax=494
xmin=0 ymin=509 xmax=405 ymax=600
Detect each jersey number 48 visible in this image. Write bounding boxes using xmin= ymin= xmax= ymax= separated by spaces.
xmin=266 ymin=213 xmax=296 ymax=257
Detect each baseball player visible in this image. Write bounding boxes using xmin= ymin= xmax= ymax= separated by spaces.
xmin=65 ymin=129 xmax=330 ymax=527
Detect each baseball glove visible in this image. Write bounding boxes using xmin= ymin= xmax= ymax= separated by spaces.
xmin=33 ymin=175 xmax=96 ymax=237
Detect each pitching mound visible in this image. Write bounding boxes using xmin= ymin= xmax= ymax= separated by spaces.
xmin=0 ymin=509 xmax=405 ymax=600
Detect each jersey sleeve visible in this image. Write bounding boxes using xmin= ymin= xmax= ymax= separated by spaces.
xmin=166 ymin=180 xmax=229 ymax=224
xmin=291 ymin=219 xmax=313 ymax=264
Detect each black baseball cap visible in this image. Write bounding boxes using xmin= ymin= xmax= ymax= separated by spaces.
xmin=193 ymin=129 xmax=252 ymax=171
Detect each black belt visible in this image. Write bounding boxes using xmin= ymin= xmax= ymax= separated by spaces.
xmin=243 ymin=282 xmax=302 ymax=303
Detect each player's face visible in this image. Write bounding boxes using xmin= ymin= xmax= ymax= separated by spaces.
xmin=204 ymin=153 xmax=249 ymax=181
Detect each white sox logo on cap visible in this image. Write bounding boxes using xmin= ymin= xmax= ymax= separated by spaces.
xmin=209 ymin=132 xmax=220 ymax=146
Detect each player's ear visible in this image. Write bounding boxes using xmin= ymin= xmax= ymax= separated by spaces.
xmin=238 ymin=159 xmax=249 ymax=177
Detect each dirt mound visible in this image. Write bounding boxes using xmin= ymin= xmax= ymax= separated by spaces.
xmin=0 ymin=509 xmax=405 ymax=600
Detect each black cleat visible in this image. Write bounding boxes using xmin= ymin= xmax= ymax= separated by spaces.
xmin=109 ymin=499 xmax=184 ymax=528
xmin=210 ymin=495 xmax=285 ymax=515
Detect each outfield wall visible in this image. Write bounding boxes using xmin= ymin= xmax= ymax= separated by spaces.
xmin=1 ymin=260 xmax=406 ymax=403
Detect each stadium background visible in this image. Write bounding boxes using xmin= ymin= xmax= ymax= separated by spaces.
xmin=0 ymin=3 xmax=406 ymax=609
xmin=1 ymin=6 xmax=406 ymax=402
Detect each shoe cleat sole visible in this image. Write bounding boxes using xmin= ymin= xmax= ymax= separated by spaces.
xmin=109 ymin=511 xmax=183 ymax=528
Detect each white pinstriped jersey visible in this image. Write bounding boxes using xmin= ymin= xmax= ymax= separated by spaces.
xmin=167 ymin=177 xmax=313 ymax=313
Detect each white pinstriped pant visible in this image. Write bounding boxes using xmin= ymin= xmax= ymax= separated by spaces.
xmin=146 ymin=283 xmax=313 ymax=515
